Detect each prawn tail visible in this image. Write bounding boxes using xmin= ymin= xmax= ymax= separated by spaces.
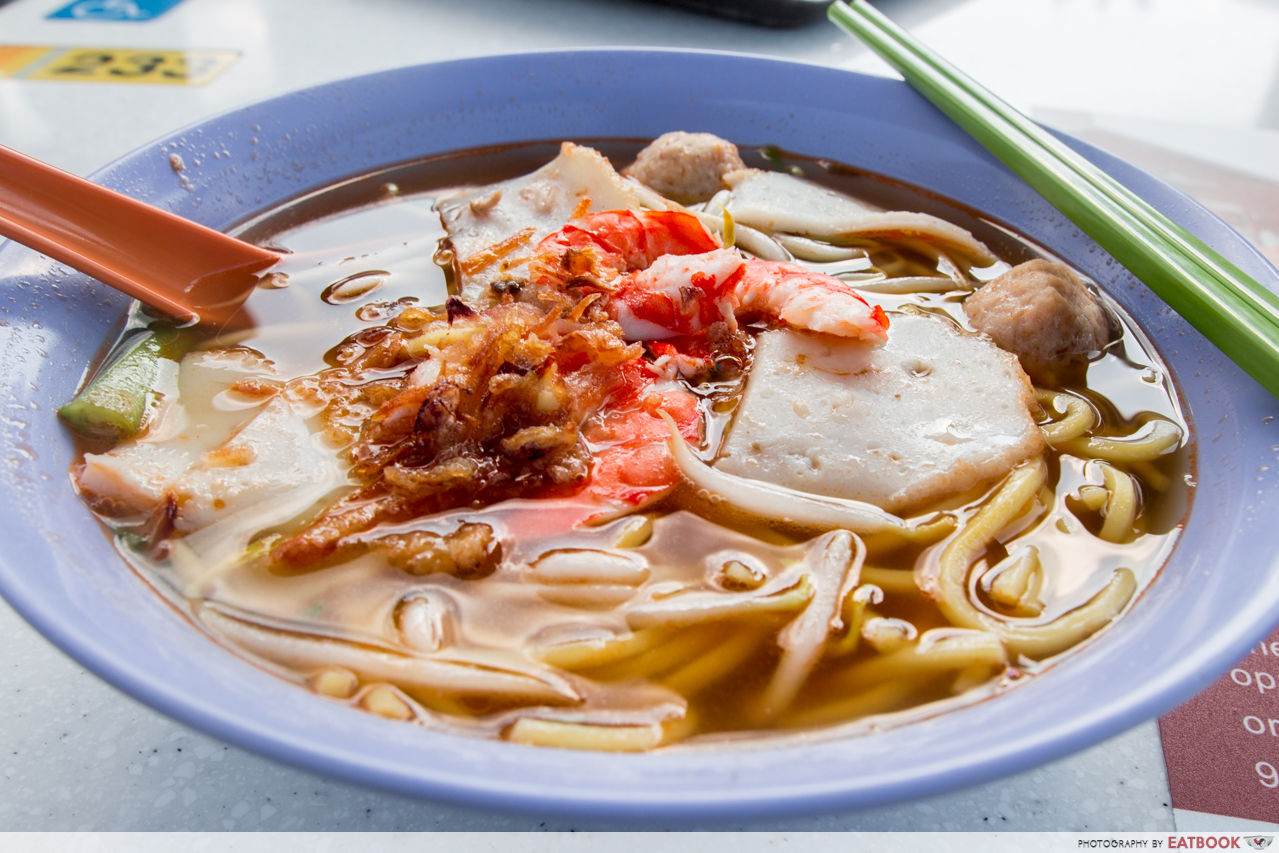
xmin=871 ymin=305 xmax=890 ymax=340
xmin=737 ymin=260 xmax=890 ymax=342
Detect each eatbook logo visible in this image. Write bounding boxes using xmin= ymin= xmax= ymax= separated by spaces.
xmin=1246 ymin=838 xmax=1274 ymax=851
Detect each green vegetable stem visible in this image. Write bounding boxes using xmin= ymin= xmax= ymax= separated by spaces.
xmin=58 ymin=330 xmax=164 ymax=441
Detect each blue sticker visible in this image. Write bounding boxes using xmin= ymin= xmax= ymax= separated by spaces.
xmin=48 ymin=0 xmax=187 ymax=21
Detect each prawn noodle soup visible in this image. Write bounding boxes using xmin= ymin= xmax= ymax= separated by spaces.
xmin=65 ymin=134 xmax=1190 ymax=751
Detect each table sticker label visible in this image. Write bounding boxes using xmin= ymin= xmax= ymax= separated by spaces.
xmin=0 ymin=45 xmax=236 ymax=85
xmin=47 ymin=0 xmax=188 ymax=21
xmin=0 ymin=45 xmax=52 ymax=76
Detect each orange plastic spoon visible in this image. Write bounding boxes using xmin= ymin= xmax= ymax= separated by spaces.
xmin=0 ymin=144 xmax=280 ymax=326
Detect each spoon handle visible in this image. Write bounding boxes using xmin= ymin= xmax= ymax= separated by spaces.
xmin=0 ymin=145 xmax=279 ymax=325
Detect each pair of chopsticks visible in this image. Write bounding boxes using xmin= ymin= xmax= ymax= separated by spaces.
xmin=828 ymin=0 xmax=1279 ymax=399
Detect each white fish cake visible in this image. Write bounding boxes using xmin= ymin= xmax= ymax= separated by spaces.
xmin=716 ymin=315 xmax=1043 ymax=512
xmin=77 ymin=350 xmax=276 ymax=513
xmin=437 ymin=142 xmax=638 ymax=300
xmin=723 ymin=170 xmax=995 ymax=265
xmin=170 ymin=396 xmax=342 ymax=533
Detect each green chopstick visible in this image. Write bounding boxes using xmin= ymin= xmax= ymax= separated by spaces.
xmin=828 ymin=0 xmax=1279 ymax=398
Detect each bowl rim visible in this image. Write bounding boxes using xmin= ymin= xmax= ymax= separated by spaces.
xmin=2 ymin=47 xmax=1279 ymax=821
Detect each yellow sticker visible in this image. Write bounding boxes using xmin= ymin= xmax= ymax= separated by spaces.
xmin=0 ymin=45 xmax=53 ymax=77
xmin=2 ymin=45 xmax=237 ymax=85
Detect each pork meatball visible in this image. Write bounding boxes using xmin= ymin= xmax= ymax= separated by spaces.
xmin=965 ymin=259 xmax=1112 ymax=366
xmin=622 ymin=131 xmax=746 ymax=204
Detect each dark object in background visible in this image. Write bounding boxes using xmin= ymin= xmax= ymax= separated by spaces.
xmin=644 ymin=0 xmax=830 ymax=28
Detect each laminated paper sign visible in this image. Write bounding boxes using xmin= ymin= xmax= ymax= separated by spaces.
xmin=1161 ymin=627 xmax=1279 ymax=824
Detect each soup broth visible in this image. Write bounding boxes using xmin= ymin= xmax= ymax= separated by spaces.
xmin=68 ymin=139 xmax=1191 ymax=750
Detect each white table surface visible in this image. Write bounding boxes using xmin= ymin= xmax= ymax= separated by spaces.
xmin=1 ymin=0 xmax=1277 ymax=832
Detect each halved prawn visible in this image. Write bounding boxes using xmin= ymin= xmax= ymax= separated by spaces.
xmin=529 ymin=209 xmax=720 ymax=290
xmin=451 ymin=363 xmax=704 ymax=537
xmin=609 ymin=250 xmax=889 ymax=342
xmin=581 ymin=359 xmax=702 ymax=510
xmin=532 ymin=212 xmax=889 ymax=343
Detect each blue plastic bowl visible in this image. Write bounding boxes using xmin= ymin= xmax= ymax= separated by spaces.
xmin=1 ymin=50 xmax=1276 ymax=820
